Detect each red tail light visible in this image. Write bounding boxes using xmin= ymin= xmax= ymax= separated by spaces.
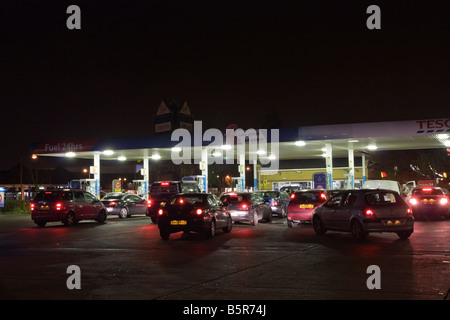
xmin=241 ymin=203 xmax=248 ymax=209
xmin=409 ymin=198 xmax=418 ymax=205
xmin=158 ymin=209 xmax=164 ymax=216
xmin=271 ymin=200 xmax=278 ymax=206
xmin=195 ymin=208 xmax=203 ymax=215
xmin=407 ymin=208 xmax=412 ymax=215
xmin=179 ymin=198 xmax=184 ymax=204
xmin=439 ymin=197 xmax=448 ymax=205
xmin=55 ymin=203 xmax=62 ymax=211
xmin=422 ymin=188 xmax=432 ymax=192
xmin=30 ymin=203 xmax=35 ymax=211
xmin=147 ymin=200 xmax=152 ymax=207
xmin=109 ymin=201 xmax=117 ymax=207
xmin=320 ymin=193 xmax=327 ymax=200
xmin=161 ymin=182 xmax=169 ymax=186
xmin=290 ymin=194 xmax=295 ymax=199
xmin=364 ymin=209 xmax=375 ymax=217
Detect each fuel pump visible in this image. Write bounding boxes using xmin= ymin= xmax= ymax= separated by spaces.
xmin=133 ymin=180 xmax=147 ymax=198
xmin=69 ymin=179 xmax=97 ymax=195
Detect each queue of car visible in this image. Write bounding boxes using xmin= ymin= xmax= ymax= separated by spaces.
xmin=29 ymin=181 xmax=450 ymax=242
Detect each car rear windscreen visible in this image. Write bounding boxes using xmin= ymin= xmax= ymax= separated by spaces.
xmin=220 ymin=194 xmax=250 ymax=203
xmin=34 ymin=191 xmax=60 ymax=202
xmin=150 ymin=183 xmax=179 ymax=194
xmin=290 ymin=192 xmax=325 ymax=204
xmin=365 ymin=192 xmax=400 ymax=206
xmin=412 ymin=188 xmax=444 ymax=196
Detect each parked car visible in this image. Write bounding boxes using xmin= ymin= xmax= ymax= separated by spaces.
xmin=101 ymin=192 xmax=150 ymax=218
xmin=254 ymin=190 xmax=290 ymax=218
xmin=407 ymin=187 xmax=450 ymax=220
xmin=219 ymin=191 xmax=272 ymax=225
xmin=287 ymin=189 xmax=328 ymax=227
xmin=157 ymin=193 xmax=232 ymax=240
xmin=312 ymin=189 xmax=414 ymax=241
xmin=147 ymin=180 xmax=201 ymax=223
xmin=31 ymin=189 xmax=107 ymax=227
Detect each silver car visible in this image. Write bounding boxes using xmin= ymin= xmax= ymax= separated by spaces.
xmin=312 ymin=189 xmax=414 ymax=241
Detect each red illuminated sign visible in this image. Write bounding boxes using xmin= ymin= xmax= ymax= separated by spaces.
xmin=32 ymin=139 xmax=99 ymax=154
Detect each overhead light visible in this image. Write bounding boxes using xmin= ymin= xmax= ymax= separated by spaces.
xmin=437 ymin=134 xmax=449 ymax=140
xmin=444 ymin=140 xmax=450 ymax=147
xmin=221 ymin=145 xmax=232 ymax=150
xmin=118 ymin=156 xmax=127 ymax=161
xmin=212 ymin=151 xmax=222 ymax=157
xmin=321 ymin=153 xmax=327 ymax=158
xmin=268 ymin=154 xmax=276 ymax=160
xmin=295 ymin=140 xmax=306 ymax=147
xmin=103 ymin=150 xmax=114 ymax=155
xmin=367 ymin=145 xmax=377 ymax=150
xmin=151 ymin=154 xmax=161 ymax=160
xmin=257 ymin=150 xmax=266 ymax=155
xmin=171 ymin=147 xmax=182 ymax=152
xmin=348 ymin=139 xmax=359 ymax=143
xmin=65 ymin=152 xmax=76 ymax=157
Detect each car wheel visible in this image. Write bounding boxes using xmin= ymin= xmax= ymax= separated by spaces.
xmin=222 ymin=216 xmax=232 ymax=233
xmin=206 ymin=220 xmax=216 ymax=238
xmin=63 ymin=212 xmax=75 ymax=226
xmin=96 ymin=210 xmax=107 ymax=224
xmin=251 ymin=210 xmax=258 ymax=226
xmin=312 ymin=215 xmax=326 ymax=235
xmin=119 ymin=207 xmax=128 ymax=219
xmin=265 ymin=210 xmax=272 ymax=222
xmin=287 ymin=219 xmax=293 ymax=228
xmin=397 ymin=231 xmax=412 ymax=240
xmin=160 ymin=229 xmax=170 ymax=241
xmin=351 ymin=220 xmax=367 ymax=241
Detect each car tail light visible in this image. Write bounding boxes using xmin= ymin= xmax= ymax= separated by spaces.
xmin=407 ymin=208 xmax=413 ymax=215
xmin=179 ymin=198 xmax=184 ymax=204
xmin=30 ymin=203 xmax=35 ymax=211
xmin=290 ymin=194 xmax=295 ymax=199
xmin=147 ymin=200 xmax=152 ymax=207
xmin=109 ymin=201 xmax=117 ymax=207
xmin=195 ymin=208 xmax=203 ymax=215
xmin=320 ymin=193 xmax=327 ymax=200
xmin=55 ymin=203 xmax=62 ymax=211
xmin=439 ymin=197 xmax=448 ymax=205
xmin=241 ymin=203 xmax=248 ymax=210
xmin=364 ymin=209 xmax=376 ymax=217
xmin=422 ymin=188 xmax=432 ymax=192
xmin=271 ymin=200 xmax=278 ymax=206
xmin=409 ymin=197 xmax=418 ymax=205
xmin=158 ymin=208 xmax=164 ymax=216
xmin=161 ymin=182 xmax=169 ymax=186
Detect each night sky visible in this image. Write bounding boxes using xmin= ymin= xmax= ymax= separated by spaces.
xmin=1 ymin=1 xmax=450 ymax=170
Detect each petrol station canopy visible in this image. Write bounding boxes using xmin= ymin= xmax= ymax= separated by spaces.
xmin=30 ymin=118 xmax=450 ymax=161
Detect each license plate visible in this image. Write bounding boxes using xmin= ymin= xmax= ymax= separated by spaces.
xmin=299 ymin=204 xmax=314 ymax=209
xmin=106 ymin=207 xmax=113 ymax=212
xmin=384 ymin=220 xmax=403 ymax=226
xmin=40 ymin=206 xmax=49 ymax=210
xmin=171 ymin=220 xmax=187 ymax=225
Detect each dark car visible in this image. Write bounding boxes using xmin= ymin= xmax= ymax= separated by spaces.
xmin=147 ymin=181 xmax=201 ymax=223
xmin=287 ymin=189 xmax=328 ymax=227
xmin=157 ymin=193 xmax=232 ymax=240
xmin=407 ymin=187 xmax=450 ymax=219
xmin=254 ymin=190 xmax=290 ymax=218
xmin=101 ymin=192 xmax=150 ymax=218
xmin=31 ymin=189 xmax=107 ymax=227
xmin=312 ymin=189 xmax=414 ymax=241
xmin=279 ymin=185 xmax=302 ymax=195
xmin=219 ymin=191 xmax=272 ymax=225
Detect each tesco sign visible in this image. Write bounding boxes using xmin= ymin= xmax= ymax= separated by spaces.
xmin=416 ymin=119 xmax=450 ymax=133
